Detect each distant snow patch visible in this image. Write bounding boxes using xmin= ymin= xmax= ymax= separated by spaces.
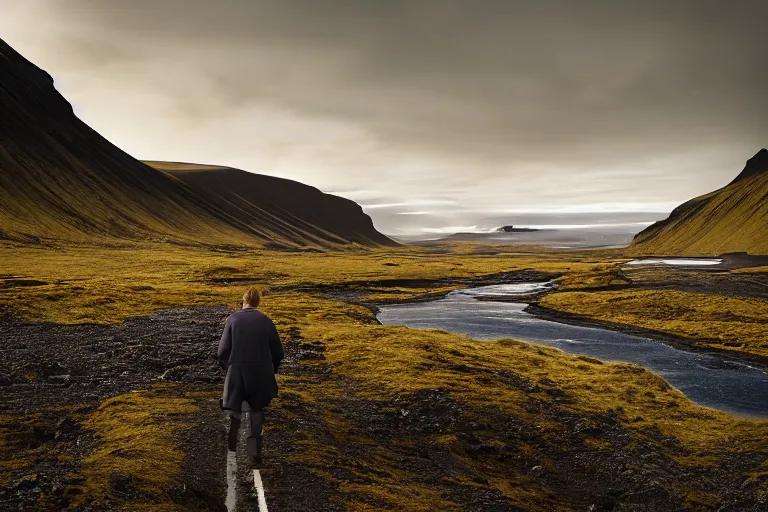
xmin=625 ymin=258 xmax=722 ymax=266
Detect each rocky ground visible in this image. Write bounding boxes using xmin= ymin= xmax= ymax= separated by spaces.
xmin=0 ymin=306 xmax=232 ymax=511
xmin=261 ymin=350 xmax=766 ymax=511
xmin=1 ymin=272 xmax=767 ymax=511
xmin=620 ymin=265 xmax=768 ymax=299
xmin=252 ymin=309 xmax=767 ymax=511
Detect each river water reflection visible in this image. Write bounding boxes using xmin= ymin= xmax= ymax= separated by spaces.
xmin=377 ymin=284 xmax=768 ymax=417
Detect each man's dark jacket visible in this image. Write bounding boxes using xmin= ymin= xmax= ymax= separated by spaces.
xmin=217 ymin=308 xmax=284 ymax=412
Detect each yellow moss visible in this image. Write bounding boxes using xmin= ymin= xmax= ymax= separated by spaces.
xmin=0 ymin=414 xmax=47 ymax=487
xmin=289 ymin=294 xmax=768 ymax=456
xmin=583 ymin=437 xmax=611 ymax=449
xmin=2 ymin=242 xmax=766 ymax=509
xmin=732 ymin=266 xmax=768 ymax=274
xmin=486 ymin=477 xmax=556 ymax=510
xmin=555 ymin=261 xmax=630 ymax=290
xmin=540 ymin=289 xmax=768 ymax=357
xmin=338 ymin=481 xmax=455 ymax=511
xmin=73 ymin=388 xmax=199 ymax=508
xmin=0 ymin=243 xmax=601 ymax=325
xmin=683 ymin=490 xmax=721 ymax=509
xmin=672 ymin=454 xmax=722 ymax=468
xmin=360 ymin=285 xmax=458 ymax=304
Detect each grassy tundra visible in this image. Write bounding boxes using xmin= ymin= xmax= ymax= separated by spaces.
xmin=1 ymin=242 xmax=766 ymax=510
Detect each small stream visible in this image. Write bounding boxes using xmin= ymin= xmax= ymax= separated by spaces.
xmin=377 ymin=283 xmax=768 ymax=418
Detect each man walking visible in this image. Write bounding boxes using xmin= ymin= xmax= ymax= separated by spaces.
xmin=218 ymin=287 xmax=284 ymax=467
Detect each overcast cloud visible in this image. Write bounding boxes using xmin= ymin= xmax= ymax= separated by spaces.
xmin=1 ymin=0 xmax=766 ymax=235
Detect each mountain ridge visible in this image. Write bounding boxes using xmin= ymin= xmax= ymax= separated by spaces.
xmin=730 ymin=148 xmax=768 ymax=184
xmin=0 ymin=38 xmax=395 ymax=248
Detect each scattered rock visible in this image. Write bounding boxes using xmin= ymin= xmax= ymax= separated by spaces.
xmin=55 ymin=417 xmax=78 ymax=440
xmin=110 ymin=473 xmax=135 ymax=496
xmin=41 ymin=361 xmax=68 ymax=377
xmin=160 ymin=365 xmax=194 ymax=381
xmin=12 ymin=473 xmax=38 ymax=490
xmin=46 ymin=374 xmax=72 ymax=386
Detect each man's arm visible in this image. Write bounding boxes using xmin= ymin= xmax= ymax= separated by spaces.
xmin=217 ymin=317 xmax=233 ymax=369
xmin=270 ymin=321 xmax=284 ymax=374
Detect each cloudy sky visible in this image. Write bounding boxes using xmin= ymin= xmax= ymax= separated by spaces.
xmin=1 ymin=0 xmax=766 ymax=236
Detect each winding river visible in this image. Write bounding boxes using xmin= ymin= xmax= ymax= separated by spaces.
xmin=377 ymin=283 xmax=768 ymax=418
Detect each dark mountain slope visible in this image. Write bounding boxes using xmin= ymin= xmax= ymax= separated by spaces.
xmin=0 ymin=38 xmax=240 ymax=243
xmin=0 ymin=38 xmax=394 ymax=248
xmin=631 ymin=149 xmax=768 ymax=255
xmin=730 ymin=148 xmax=768 ymax=184
xmin=147 ymin=161 xmax=396 ymax=248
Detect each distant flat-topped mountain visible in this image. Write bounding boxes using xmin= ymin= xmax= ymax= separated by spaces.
xmin=497 ymin=225 xmax=540 ymax=233
xmin=0 ymin=38 xmax=394 ymax=248
xmin=631 ymin=149 xmax=768 ymax=256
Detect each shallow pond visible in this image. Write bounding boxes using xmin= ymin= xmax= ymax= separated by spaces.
xmin=377 ymin=283 xmax=768 ymax=417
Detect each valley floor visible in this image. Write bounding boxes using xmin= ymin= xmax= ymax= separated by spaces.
xmin=0 ymin=242 xmax=766 ymax=511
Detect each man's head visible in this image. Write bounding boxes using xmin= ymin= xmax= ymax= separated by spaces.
xmin=242 ymin=286 xmax=262 ymax=309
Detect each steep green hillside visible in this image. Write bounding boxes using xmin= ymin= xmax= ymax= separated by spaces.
xmin=0 ymin=39 xmax=394 ymax=249
xmin=631 ymin=149 xmax=768 ymax=255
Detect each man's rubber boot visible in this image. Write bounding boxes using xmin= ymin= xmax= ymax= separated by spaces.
xmin=247 ymin=435 xmax=263 ymax=467
xmin=228 ymin=417 xmax=240 ymax=452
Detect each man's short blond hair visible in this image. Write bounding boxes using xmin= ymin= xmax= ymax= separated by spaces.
xmin=243 ymin=286 xmax=262 ymax=308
